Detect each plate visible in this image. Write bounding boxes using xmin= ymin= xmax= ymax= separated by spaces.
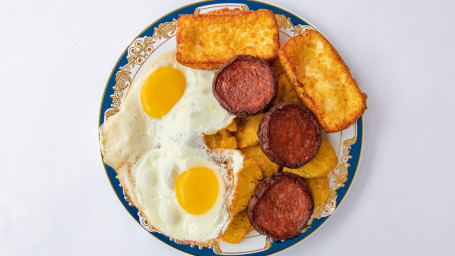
xmin=98 ymin=1 xmax=364 ymax=255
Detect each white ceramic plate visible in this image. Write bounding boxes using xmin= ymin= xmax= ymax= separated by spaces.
xmin=99 ymin=1 xmax=364 ymax=255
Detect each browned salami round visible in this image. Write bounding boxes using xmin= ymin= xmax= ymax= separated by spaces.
xmin=212 ymin=55 xmax=277 ymax=117
xmin=248 ymin=172 xmax=314 ymax=241
xmin=258 ymin=102 xmax=321 ymax=168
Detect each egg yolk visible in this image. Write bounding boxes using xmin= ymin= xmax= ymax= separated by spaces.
xmin=140 ymin=67 xmax=185 ymax=118
xmin=175 ymin=167 xmax=220 ymax=215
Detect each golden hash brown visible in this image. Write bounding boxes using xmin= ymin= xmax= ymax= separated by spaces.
xmin=304 ymin=176 xmax=330 ymax=208
xmin=176 ymin=9 xmax=279 ymax=69
xmin=231 ymin=159 xmax=263 ymax=215
xmin=221 ymin=209 xmax=254 ymax=244
xmin=278 ymin=29 xmax=367 ymax=132
xmin=275 ymin=73 xmax=301 ymax=104
xmin=240 ymin=145 xmax=279 ymax=178
xmin=234 ymin=114 xmax=263 ymax=148
xmin=204 ymin=129 xmax=237 ymax=150
xmin=283 ymin=135 xmax=338 ymax=178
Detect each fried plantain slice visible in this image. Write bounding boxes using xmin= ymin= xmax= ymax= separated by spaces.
xmin=304 ymin=176 xmax=330 ymax=208
xmin=225 ymin=119 xmax=237 ymax=132
xmin=204 ymin=129 xmax=237 ymax=150
xmin=234 ymin=114 xmax=263 ymax=148
xmin=283 ymin=135 xmax=338 ymax=178
xmin=272 ymin=59 xmax=284 ymax=77
xmin=240 ymin=145 xmax=279 ymax=178
xmin=221 ymin=209 xmax=254 ymax=244
xmin=275 ymin=73 xmax=301 ymax=104
xmin=231 ymin=159 xmax=263 ymax=215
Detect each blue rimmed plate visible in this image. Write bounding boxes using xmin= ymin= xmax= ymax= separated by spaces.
xmin=99 ymin=1 xmax=363 ymax=255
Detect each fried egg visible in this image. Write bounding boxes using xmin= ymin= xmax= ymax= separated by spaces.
xmin=99 ymin=52 xmax=244 ymax=243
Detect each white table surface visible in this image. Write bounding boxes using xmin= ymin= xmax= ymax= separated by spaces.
xmin=1 ymin=0 xmax=454 ymax=255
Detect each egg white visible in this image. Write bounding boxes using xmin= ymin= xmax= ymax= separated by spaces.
xmin=99 ymin=52 xmax=244 ymax=243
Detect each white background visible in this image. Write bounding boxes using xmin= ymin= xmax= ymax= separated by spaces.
xmin=1 ymin=0 xmax=454 ymax=255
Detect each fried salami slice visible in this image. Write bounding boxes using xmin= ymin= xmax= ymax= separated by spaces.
xmin=258 ymin=102 xmax=321 ymax=168
xmin=248 ymin=172 xmax=314 ymax=241
xmin=212 ymin=55 xmax=277 ymax=117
